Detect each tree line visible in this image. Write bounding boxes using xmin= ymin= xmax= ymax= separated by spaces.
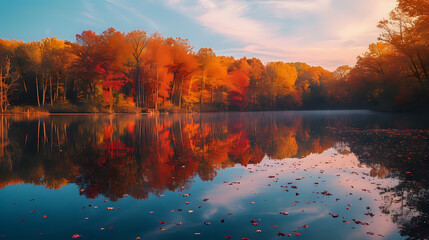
xmin=0 ymin=0 xmax=427 ymax=113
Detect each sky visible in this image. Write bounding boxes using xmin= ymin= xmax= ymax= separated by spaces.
xmin=0 ymin=0 xmax=396 ymax=70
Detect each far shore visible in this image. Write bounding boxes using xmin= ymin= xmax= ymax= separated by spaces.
xmin=2 ymin=106 xmax=424 ymax=116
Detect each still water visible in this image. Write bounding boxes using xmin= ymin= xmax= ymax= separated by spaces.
xmin=0 ymin=111 xmax=428 ymax=240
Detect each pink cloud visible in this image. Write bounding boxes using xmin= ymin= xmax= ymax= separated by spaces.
xmin=163 ymin=0 xmax=396 ymax=70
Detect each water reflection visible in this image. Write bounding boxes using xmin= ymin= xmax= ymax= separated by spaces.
xmin=0 ymin=111 xmax=428 ymax=239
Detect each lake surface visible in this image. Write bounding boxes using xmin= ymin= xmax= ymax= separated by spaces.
xmin=0 ymin=111 xmax=428 ymax=240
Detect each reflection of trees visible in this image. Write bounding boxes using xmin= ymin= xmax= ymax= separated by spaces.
xmin=336 ymin=127 xmax=429 ymax=240
xmin=1 ymin=112 xmax=428 ymax=238
xmin=0 ymin=113 xmax=340 ymax=200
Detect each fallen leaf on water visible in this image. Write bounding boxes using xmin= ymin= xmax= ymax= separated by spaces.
xmin=364 ymin=213 xmax=375 ymax=217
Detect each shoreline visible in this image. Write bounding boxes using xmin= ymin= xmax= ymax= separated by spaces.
xmin=2 ymin=108 xmax=423 ymax=116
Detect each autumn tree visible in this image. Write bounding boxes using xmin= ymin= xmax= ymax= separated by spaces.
xmin=376 ymin=0 xmax=429 ymax=109
xmin=326 ymin=65 xmax=352 ymax=105
xmin=14 ymin=41 xmax=43 ymax=107
xmin=142 ymin=33 xmax=173 ymax=109
xmin=264 ymin=61 xmax=299 ymax=108
xmin=246 ymin=58 xmax=265 ymax=108
xmin=39 ymin=37 xmax=69 ymax=106
xmin=196 ymin=48 xmax=216 ymax=111
xmin=98 ymin=28 xmax=131 ymax=110
xmin=165 ymin=37 xmax=198 ymax=108
xmin=0 ymin=40 xmax=20 ymax=111
xmin=349 ymin=42 xmax=409 ymax=109
xmin=126 ymin=30 xmax=147 ymax=107
xmin=72 ymin=30 xmax=104 ymax=99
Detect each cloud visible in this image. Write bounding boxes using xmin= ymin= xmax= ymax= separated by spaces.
xmin=165 ymin=0 xmax=280 ymax=46
xmin=162 ymin=0 xmax=396 ymax=70
xmin=80 ymin=0 xmax=104 ymax=25
xmin=104 ymin=0 xmax=159 ymax=29
xmin=256 ymin=0 xmax=333 ymax=18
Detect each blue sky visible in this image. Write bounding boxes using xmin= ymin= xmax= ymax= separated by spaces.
xmin=0 ymin=0 xmax=396 ymax=70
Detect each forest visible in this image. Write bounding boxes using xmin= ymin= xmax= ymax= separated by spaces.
xmin=0 ymin=0 xmax=428 ymax=113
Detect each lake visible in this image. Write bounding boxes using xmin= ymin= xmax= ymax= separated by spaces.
xmin=0 ymin=111 xmax=428 ymax=240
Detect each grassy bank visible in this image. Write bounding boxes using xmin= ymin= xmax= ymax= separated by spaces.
xmin=1 ymin=102 xmax=191 ymax=115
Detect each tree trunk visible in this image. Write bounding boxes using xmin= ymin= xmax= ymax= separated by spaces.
xmin=417 ymin=53 xmax=429 ymax=82
xmin=409 ymin=55 xmax=424 ymax=88
xmin=109 ymin=84 xmax=113 ymax=111
xmin=42 ymin=84 xmax=46 ymax=107
xmin=155 ymin=65 xmax=159 ymax=109
xmin=211 ymin=85 xmax=214 ymax=103
xmin=188 ymin=75 xmax=194 ymax=96
xmin=49 ymin=75 xmax=53 ymax=106
xmin=56 ymin=72 xmax=60 ymax=102
xmin=107 ymin=73 xmax=113 ymax=111
xmin=135 ymin=63 xmax=140 ymax=107
xmin=0 ymin=68 xmax=3 ymax=112
xmin=200 ymin=68 xmax=206 ymax=112
xmin=142 ymin=65 xmax=148 ymax=108
xmin=171 ymin=70 xmax=177 ymax=105
xmin=63 ymin=76 xmax=67 ymax=102
xmin=36 ymin=74 xmax=40 ymax=107
xmin=179 ymin=75 xmax=184 ymax=108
